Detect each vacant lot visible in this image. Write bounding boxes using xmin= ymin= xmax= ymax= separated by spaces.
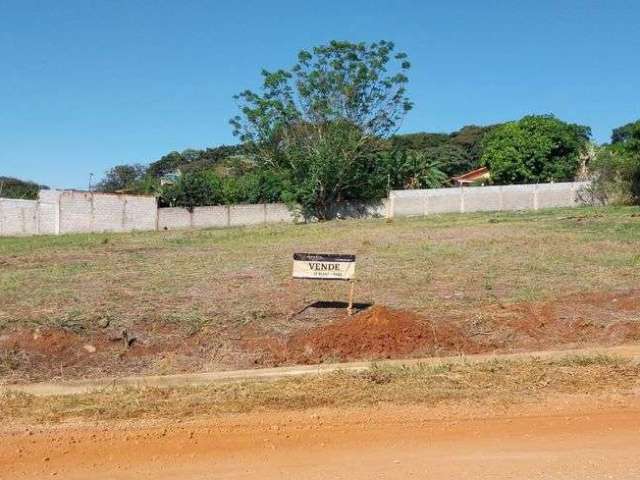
xmin=1 ymin=206 xmax=640 ymax=381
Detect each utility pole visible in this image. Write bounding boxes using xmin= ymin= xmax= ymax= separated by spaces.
xmin=88 ymin=173 xmax=94 ymax=192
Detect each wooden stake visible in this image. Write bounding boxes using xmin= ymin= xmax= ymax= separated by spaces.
xmin=347 ymin=280 xmax=355 ymax=316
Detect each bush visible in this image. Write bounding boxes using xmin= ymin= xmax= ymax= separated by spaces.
xmin=159 ymin=171 xmax=224 ymax=209
xmin=381 ymin=149 xmax=448 ymax=190
xmin=0 ymin=177 xmax=46 ymax=199
xmin=158 ymin=169 xmax=291 ymax=209
xmin=583 ymin=120 xmax=640 ymax=206
xmin=586 ymin=146 xmax=640 ymax=206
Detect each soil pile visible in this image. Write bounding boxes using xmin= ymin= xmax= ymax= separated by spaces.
xmin=285 ymin=306 xmax=471 ymax=364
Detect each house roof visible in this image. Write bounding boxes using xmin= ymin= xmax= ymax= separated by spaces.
xmin=452 ymin=166 xmax=490 ymax=183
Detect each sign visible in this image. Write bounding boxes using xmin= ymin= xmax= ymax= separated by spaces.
xmin=292 ymin=253 xmax=356 ymax=280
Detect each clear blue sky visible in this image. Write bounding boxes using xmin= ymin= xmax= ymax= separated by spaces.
xmin=2 ymin=0 xmax=638 ymax=189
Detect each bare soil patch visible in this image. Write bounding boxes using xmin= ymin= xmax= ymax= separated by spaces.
xmin=265 ymin=305 xmax=472 ymax=364
xmin=2 ymin=289 xmax=640 ymax=380
xmin=244 ymin=289 xmax=640 ymax=366
xmin=3 ymin=400 xmax=640 ymax=480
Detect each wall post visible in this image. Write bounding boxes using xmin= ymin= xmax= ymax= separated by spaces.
xmin=387 ymin=193 xmax=395 ymax=219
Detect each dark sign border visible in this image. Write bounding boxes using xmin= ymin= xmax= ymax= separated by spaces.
xmin=293 ymin=253 xmax=356 ymax=263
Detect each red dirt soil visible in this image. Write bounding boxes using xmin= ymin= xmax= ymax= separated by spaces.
xmin=3 ymin=289 xmax=640 ymax=380
xmin=285 ymin=305 xmax=473 ymax=363
xmin=248 ymin=289 xmax=640 ymax=366
xmin=3 ymin=401 xmax=640 ymax=480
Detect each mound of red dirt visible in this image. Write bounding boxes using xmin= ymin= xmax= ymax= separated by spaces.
xmin=284 ymin=306 xmax=474 ymax=364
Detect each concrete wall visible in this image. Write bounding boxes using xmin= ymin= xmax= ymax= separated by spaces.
xmin=57 ymin=191 xmax=157 ymax=234
xmin=0 ymin=182 xmax=590 ymax=237
xmin=332 ymin=200 xmax=388 ymax=219
xmin=389 ymin=182 xmax=588 ymax=218
xmin=0 ymin=198 xmax=40 ymax=236
xmin=0 ymin=190 xmax=157 ymax=237
xmin=158 ymin=203 xmax=296 ymax=230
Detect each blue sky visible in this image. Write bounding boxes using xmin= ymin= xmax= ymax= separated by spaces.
xmin=1 ymin=0 xmax=638 ymax=189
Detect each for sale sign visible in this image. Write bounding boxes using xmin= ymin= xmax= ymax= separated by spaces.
xmin=292 ymin=253 xmax=356 ymax=280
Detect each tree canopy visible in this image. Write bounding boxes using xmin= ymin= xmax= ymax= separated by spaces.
xmin=230 ymin=40 xmax=413 ymax=218
xmin=95 ymin=164 xmax=147 ymax=193
xmin=480 ymin=115 xmax=591 ymax=185
xmin=391 ymin=124 xmax=498 ymax=177
xmin=146 ymin=145 xmax=245 ymax=178
xmin=612 ymin=120 xmax=640 ymax=148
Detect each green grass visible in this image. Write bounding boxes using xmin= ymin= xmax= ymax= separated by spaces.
xmin=1 ymin=205 xmax=639 ymax=334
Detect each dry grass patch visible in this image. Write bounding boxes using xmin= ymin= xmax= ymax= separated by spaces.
xmin=2 ymin=354 xmax=638 ymax=424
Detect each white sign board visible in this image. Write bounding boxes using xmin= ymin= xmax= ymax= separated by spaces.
xmin=292 ymin=253 xmax=356 ymax=281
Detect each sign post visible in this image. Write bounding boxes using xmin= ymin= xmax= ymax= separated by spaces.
xmin=292 ymin=253 xmax=357 ymax=315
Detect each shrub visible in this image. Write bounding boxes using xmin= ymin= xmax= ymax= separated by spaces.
xmin=583 ymin=120 xmax=640 ymax=205
xmin=159 ymin=171 xmax=224 ymax=209
xmin=0 ymin=177 xmax=46 ymax=200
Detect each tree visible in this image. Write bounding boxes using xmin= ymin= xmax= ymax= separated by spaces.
xmin=0 ymin=177 xmax=47 ymax=199
xmin=146 ymin=145 xmax=246 ymax=178
xmin=611 ymin=120 xmax=640 ymax=147
xmin=390 ymin=124 xmax=498 ymax=178
xmin=481 ymin=115 xmax=591 ymax=185
xmin=95 ymin=164 xmax=147 ymax=193
xmin=449 ymin=124 xmax=498 ymax=165
xmin=230 ymin=40 xmax=412 ymax=219
xmin=146 ymin=151 xmax=184 ymax=178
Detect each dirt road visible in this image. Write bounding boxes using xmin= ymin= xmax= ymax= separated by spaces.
xmin=3 ymin=398 xmax=640 ymax=479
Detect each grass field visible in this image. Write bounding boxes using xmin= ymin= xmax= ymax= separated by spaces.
xmin=1 ymin=205 xmax=640 ymax=381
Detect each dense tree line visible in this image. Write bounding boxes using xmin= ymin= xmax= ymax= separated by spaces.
xmin=60 ymin=40 xmax=638 ymax=215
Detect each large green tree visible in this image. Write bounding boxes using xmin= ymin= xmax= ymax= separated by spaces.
xmin=230 ymin=40 xmax=412 ymax=219
xmin=481 ymin=115 xmax=591 ymax=184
